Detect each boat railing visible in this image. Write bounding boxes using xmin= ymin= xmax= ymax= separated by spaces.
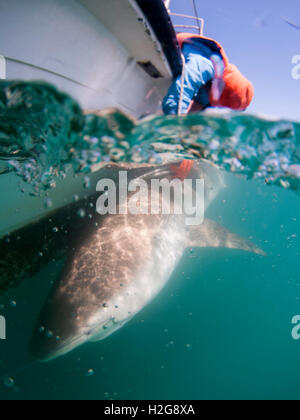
xmin=171 ymin=13 xmax=204 ymax=36
xmin=163 ymin=1 xmax=204 ymax=36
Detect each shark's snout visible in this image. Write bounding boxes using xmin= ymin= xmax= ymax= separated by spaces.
xmin=30 ymin=293 xmax=84 ymax=362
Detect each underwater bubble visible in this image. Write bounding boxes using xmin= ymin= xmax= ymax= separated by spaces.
xmin=109 ymin=148 xmax=125 ymax=161
xmin=83 ymin=176 xmax=91 ymax=189
xmin=44 ymin=198 xmax=53 ymax=209
xmin=52 ymin=227 xmax=59 ymax=233
xmin=4 ymin=378 xmax=15 ymax=388
xmin=8 ymin=160 xmax=20 ymax=170
xmin=49 ymin=180 xmax=57 ymax=189
xmin=86 ymin=369 xmax=94 ymax=377
xmin=131 ymin=152 xmax=144 ymax=163
xmin=46 ymin=330 xmax=54 ymax=338
xmin=90 ymin=137 xmax=99 ymax=145
xmin=77 ymin=209 xmax=86 ymax=218
xmin=287 ymin=165 xmax=300 ymax=179
xmin=10 ymin=301 xmax=17 ymax=308
xmin=73 ymin=195 xmax=80 ymax=202
xmin=102 ymin=136 xmax=116 ymax=146
xmin=120 ymin=141 xmax=130 ymax=150
xmin=39 ymin=326 xmax=45 ymax=333
xmin=280 ymin=180 xmax=290 ymax=189
xmin=84 ymin=136 xmax=99 ymax=145
xmin=209 ymin=139 xmax=220 ymax=151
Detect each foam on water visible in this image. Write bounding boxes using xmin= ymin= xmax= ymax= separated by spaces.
xmin=1 ymin=81 xmax=300 ymax=197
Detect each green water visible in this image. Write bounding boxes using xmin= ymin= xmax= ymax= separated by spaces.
xmin=1 ymin=82 xmax=300 ymax=400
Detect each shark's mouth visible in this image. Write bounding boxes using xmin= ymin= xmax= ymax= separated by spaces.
xmin=37 ymin=335 xmax=88 ymax=363
xmin=31 ymin=316 xmax=129 ymax=363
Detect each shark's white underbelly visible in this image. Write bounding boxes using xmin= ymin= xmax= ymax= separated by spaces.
xmin=86 ymin=216 xmax=187 ymax=342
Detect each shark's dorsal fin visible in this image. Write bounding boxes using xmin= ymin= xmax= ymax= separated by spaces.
xmin=187 ymin=219 xmax=266 ymax=256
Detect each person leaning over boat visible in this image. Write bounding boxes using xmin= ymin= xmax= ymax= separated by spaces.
xmin=162 ymin=33 xmax=254 ymax=115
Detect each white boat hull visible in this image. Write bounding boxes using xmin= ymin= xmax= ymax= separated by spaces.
xmin=0 ymin=0 xmax=175 ymax=117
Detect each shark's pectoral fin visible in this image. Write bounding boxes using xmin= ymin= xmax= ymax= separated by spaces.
xmin=187 ymin=219 xmax=266 ymax=256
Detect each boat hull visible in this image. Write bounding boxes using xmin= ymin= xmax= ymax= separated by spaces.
xmin=0 ymin=0 xmax=177 ymax=117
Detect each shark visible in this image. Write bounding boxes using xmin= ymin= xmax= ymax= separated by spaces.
xmin=0 ymin=160 xmax=264 ymax=362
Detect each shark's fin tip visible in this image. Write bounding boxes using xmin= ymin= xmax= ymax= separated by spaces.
xmin=186 ymin=219 xmax=266 ymax=256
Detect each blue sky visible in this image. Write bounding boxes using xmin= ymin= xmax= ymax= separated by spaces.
xmin=169 ymin=0 xmax=300 ymax=121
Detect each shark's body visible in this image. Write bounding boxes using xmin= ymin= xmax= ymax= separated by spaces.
xmin=0 ymin=160 xmax=264 ymax=361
